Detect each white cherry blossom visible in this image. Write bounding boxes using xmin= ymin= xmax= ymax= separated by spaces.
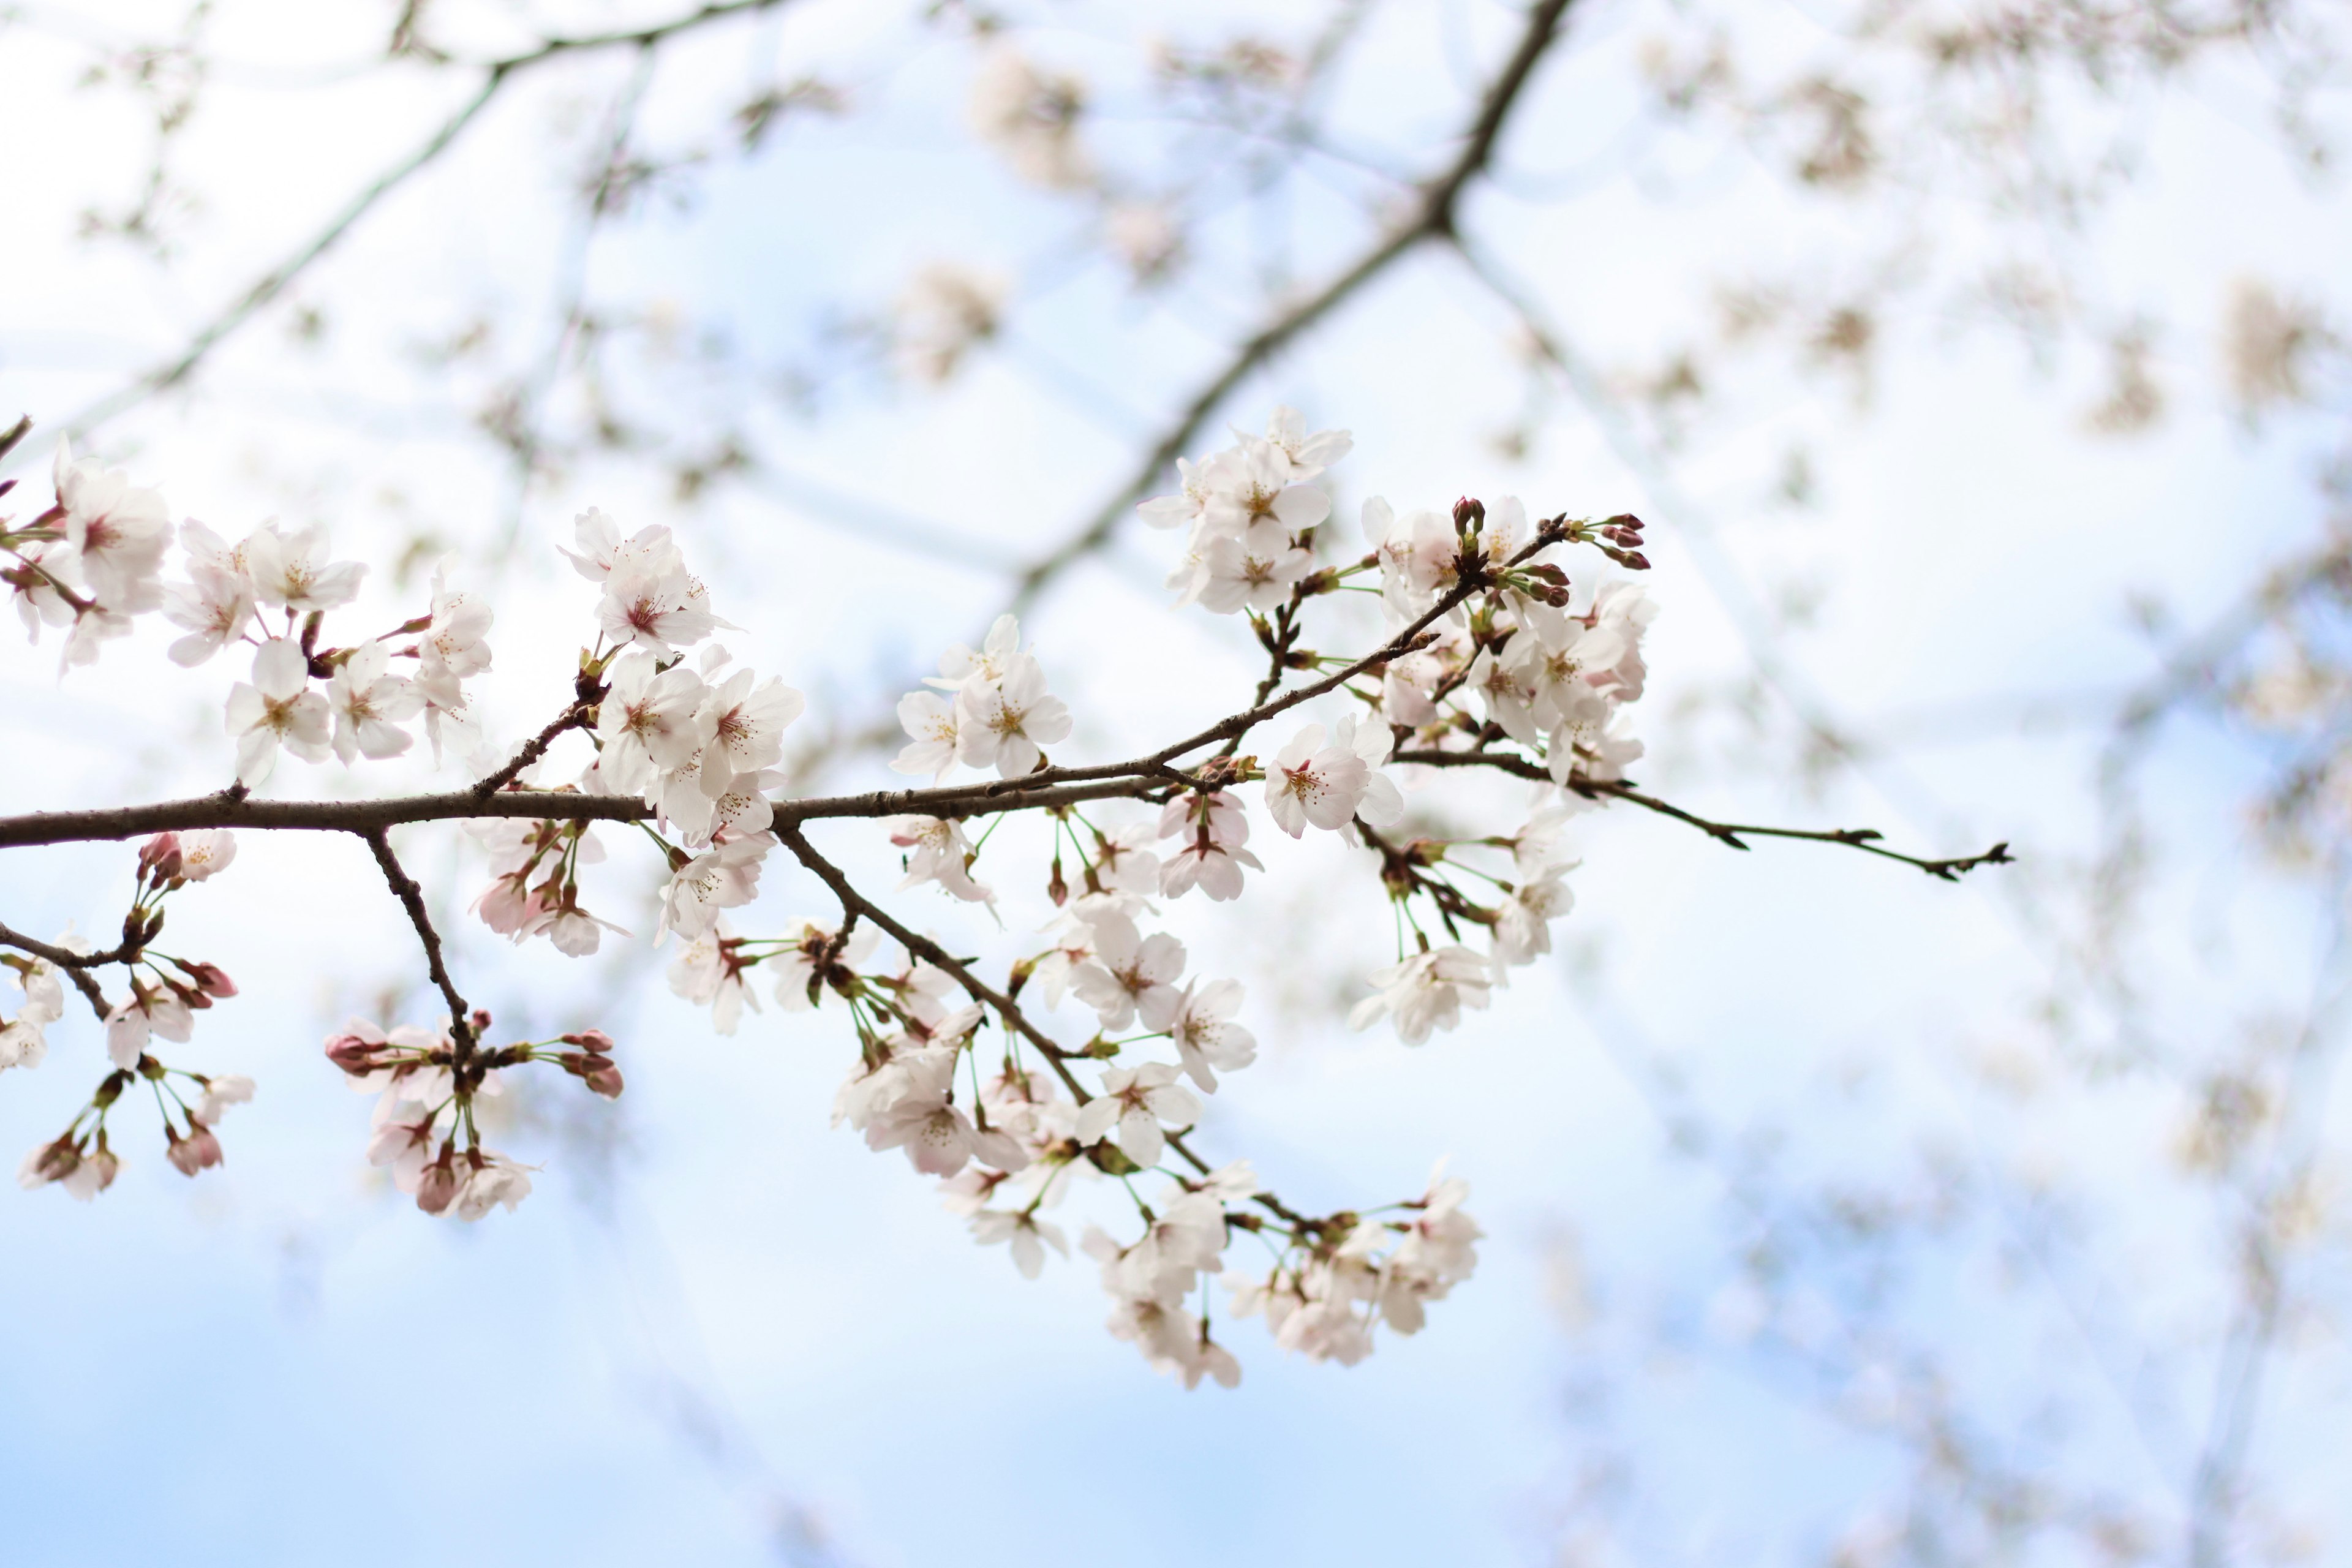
xmin=1069 ymin=909 xmax=1186 ymax=1031
xmin=1347 ymin=945 xmax=1493 ymax=1045
xmin=244 ymin=524 xmax=366 ymax=612
xmin=1166 ymin=978 xmax=1257 ymax=1092
xmin=1264 ymin=722 xmax=1371 ymax=836
xmin=1075 ymin=1061 xmax=1200 ymax=1169
xmin=328 ymin=643 xmax=422 ymax=763
xmin=956 ymin=656 xmax=1072 ymax=777
xmin=225 ymin=638 xmax=331 ymax=786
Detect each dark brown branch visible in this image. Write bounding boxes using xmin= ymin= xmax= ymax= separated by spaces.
xmin=357 ymin=829 xmax=475 ymax=1054
xmin=1392 ymin=749 xmax=2013 ymax=880
xmin=470 ymin=701 xmax=592 ymax=798
xmin=46 ymin=0 xmax=803 ymax=447
xmin=1003 ymin=0 xmax=1577 ymax=612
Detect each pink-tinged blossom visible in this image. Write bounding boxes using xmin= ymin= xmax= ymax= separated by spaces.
xmin=1348 ymin=945 xmax=1492 ymax=1045
xmin=695 ymin=668 xmax=804 ymax=791
xmin=658 ymin=832 xmax=775 ymax=943
xmin=1087 ymin=821 xmax=1163 ymax=893
xmin=244 ymin=524 xmax=366 ymax=612
xmin=1069 ymin=909 xmax=1186 ymax=1031
xmin=1157 ymin=790 xmax=1262 ymax=901
xmin=595 ymin=653 xmax=713 ymax=793
xmin=225 ymin=637 xmax=331 ymax=786
xmin=1492 ymin=862 xmax=1575 ymax=970
xmin=597 ymin=562 xmax=724 ymax=657
xmin=1545 ymin=686 xmax=1643 ymax=785
xmin=1463 ymin=646 xmax=1545 ymax=748
xmin=956 ymin=657 xmax=1072 ymax=778
xmin=1074 ymin=1061 xmax=1199 ymax=1169
xmin=1590 ymin=580 xmax=1658 ymax=701
xmin=1 ymin=957 xmax=66 ymax=1074
xmin=328 ymin=642 xmax=423 ymax=763
xmin=888 ymin=815 xmax=997 ymax=905
xmin=161 ymin=563 xmax=254 ymax=666
xmin=415 ymin=562 xmax=494 ymax=766
xmin=1197 ymin=518 xmax=1314 ymax=616
xmin=1166 ymin=978 xmax=1256 ymax=1092
xmin=1508 ymin=618 xmax=1629 ymax=731
xmin=165 ymin=1122 xmax=224 ymax=1177
xmin=105 ymin=983 xmax=194 ymax=1069
xmin=970 ymin=1208 xmax=1069 ymax=1278
xmin=1264 ymin=722 xmax=1371 ymax=837
xmin=61 ymin=1142 xmax=121 ymax=1201
xmin=454 ymin=1153 xmax=535 ymax=1220
xmin=193 ymin=1074 xmax=256 ymax=1125
xmin=1203 ymin=439 xmax=1331 ymax=536
xmin=890 ymin=691 xmax=962 ymax=781
xmin=668 ymin=918 xmax=761 ymax=1035
xmin=52 ymin=439 xmax=169 ymax=606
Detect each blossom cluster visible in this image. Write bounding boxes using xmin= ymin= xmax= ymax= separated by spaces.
xmin=1 ymin=405 xmax=1685 ymax=1387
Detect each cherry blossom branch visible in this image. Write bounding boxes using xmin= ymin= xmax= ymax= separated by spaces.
xmin=358 ymin=829 xmax=477 ymax=1054
xmin=470 ymin=698 xmax=596 ymax=799
xmin=1392 ymin=748 xmax=2013 ymax=880
xmin=777 ymin=823 xmax=1312 ymax=1230
xmin=1004 ymin=0 xmax=1578 ymax=611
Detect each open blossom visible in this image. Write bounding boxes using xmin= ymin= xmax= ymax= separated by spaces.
xmin=1204 ymin=437 xmax=1332 ymax=536
xmin=1257 ymin=405 xmax=1353 ymax=480
xmin=658 ymin=832 xmax=775 ymax=943
xmin=1348 ymin=945 xmax=1493 ymax=1045
xmin=891 ymin=690 xmax=962 ymax=781
xmin=244 ymin=523 xmax=365 ymax=612
xmin=1197 ymin=518 xmax=1314 ymax=615
xmin=561 ymin=508 xmax=677 ymax=582
xmin=1076 ymin=1062 xmax=1200 ymax=1169
xmin=956 ymin=656 xmax=1072 ymax=778
xmin=1166 ymin=978 xmax=1256 ymax=1093
xmin=1 ymin=956 xmax=66 ymax=1074
xmin=1508 ymin=616 xmax=1629 ymax=731
xmin=225 ymin=637 xmax=331 ymax=786
xmin=1264 ymin=722 xmax=1373 ymax=837
xmin=52 ymin=439 xmax=169 ymax=606
xmin=596 ymin=653 xmax=712 ymax=793
xmin=328 ymin=642 xmax=423 ymax=763
xmin=971 ymin=1207 xmax=1070 ymax=1279
xmin=193 ymin=1074 xmax=257 ymax=1125
xmin=1492 ymin=862 xmax=1575 ymax=969
xmin=1137 ymin=450 xmax=1237 ymax=532
xmin=161 ymin=558 xmax=253 ymax=666
xmin=598 ymin=561 xmax=723 ymax=657
xmin=696 ymin=666 xmax=804 ymax=793
xmin=416 ymin=560 xmax=494 ymax=767
xmin=1069 ymin=908 xmax=1186 ymax=1032
xmin=1545 ymin=685 xmax=1645 ymax=784
xmin=1158 ymin=790 xmax=1262 ymax=900
xmin=889 ymin=815 xmax=996 ymax=904
xmin=668 ymin=918 xmax=761 ymax=1034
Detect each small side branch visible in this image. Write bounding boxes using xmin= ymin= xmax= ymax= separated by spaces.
xmin=1392 ymin=749 xmax=2013 ymax=881
xmin=356 ymin=829 xmax=476 ymax=1054
xmin=0 ymin=921 xmax=116 ymax=1020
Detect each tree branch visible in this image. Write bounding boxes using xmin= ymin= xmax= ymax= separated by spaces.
xmin=357 ymin=828 xmax=475 ymax=1054
xmin=39 ymin=0 xmax=803 ymax=450
xmin=0 ymin=921 xmax=116 ymax=1020
xmin=1003 ymin=0 xmax=1578 ymax=612
xmin=1392 ymin=748 xmax=2013 ymax=880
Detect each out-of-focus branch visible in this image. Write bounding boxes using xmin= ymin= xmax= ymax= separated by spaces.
xmin=1004 ymin=0 xmax=1580 ymax=612
xmin=0 ymin=920 xmax=117 ymax=1019
xmin=40 ymin=0 xmax=804 ymax=450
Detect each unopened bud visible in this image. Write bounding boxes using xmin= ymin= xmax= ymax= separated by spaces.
xmin=584 ymin=1062 xmax=624 ymax=1099
xmin=1452 ymin=496 xmax=1485 ymax=532
xmin=165 ymin=1123 xmax=222 ymax=1178
xmin=559 ymin=1028 xmax=616 ymax=1054
xmin=324 ymin=1033 xmax=382 ymax=1076
xmin=176 ymin=960 xmax=238 ymax=997
xmin=1006 ymin=956 xmax=1036 ymax=1000
xmin=1046 ymin=856 xmax=1068 ymax=908
xmin=415 ymin=1153 xmax=460 ymax=1216
xmin=21 ymin=1136 xmax=78 ymax=1188
xmin=137 ymin=833 xmax=183 ymax=881
xmin=92 ymin=1069 xmax=130 ymax=1109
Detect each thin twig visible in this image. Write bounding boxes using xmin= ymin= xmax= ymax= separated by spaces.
xmin=0 ymin=921 xmax=116 ymax=1019
xmin=1392 ymin=748 xmax=2012 ymax=880
xmin=357 ymin=828 xmax=475 ymax=1054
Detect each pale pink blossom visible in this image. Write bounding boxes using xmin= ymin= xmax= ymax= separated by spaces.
xmin=225 ymin=637 xmax=331 ymax=786
xmin=328 ymin=642 xmax=423 ymax=763
xmin=1069 ymin=909 xmax=1186 ymax=1032
xmin=890 ymin=690 xmax=963 ymax=781
xmin=244 ymin=523 xmax=365 ymax=612
xmin=1348 ymin=945 xmax=1492 ymax=1045
xmin=1074 ymin=1062 xmax=1200 ymax=1169
xmin=1166 ymin=978 xmax=1256 ymax=1092
xmin=888 ymin=815 xmax=997 ymax=905
xmin=956 ymin=657 xmax=1072 ymax=778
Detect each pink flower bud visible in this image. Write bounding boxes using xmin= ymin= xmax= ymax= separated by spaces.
xmin=165 ymin=1124 xmax=223 ymax=1178
xmin=415 ymin=1155 xmax=461 ymax=1216
xmin=323 ymin=1033 xmax=382 ymax=1076
xmin=138 ymin=832 xmax=183 ymax=881
xmin=559 ymin=1029 xmax=616 ymax=1054
xmin=584 ymin=1062 xmax=625 ymax=1099
xmin=178 ymin=960 xmax=238 ymax=997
